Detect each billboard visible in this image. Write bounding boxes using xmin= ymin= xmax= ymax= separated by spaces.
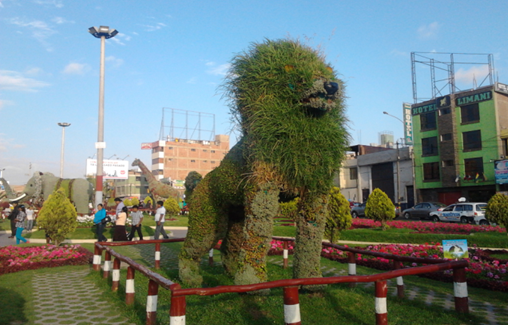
xmin=86 ymin=159 xmax=129 ymax=179
xmin=141 ymin=142 xmax=152 ymax=150
xmin=495 ymin=160 xmax=508 ymax=184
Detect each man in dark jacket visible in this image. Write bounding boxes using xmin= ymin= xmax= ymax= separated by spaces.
xmin=8 ymin=202 xmax=19 ymax=238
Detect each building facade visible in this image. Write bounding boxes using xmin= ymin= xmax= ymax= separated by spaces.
xmin=113 ymin=169 xmax=149 ymax=199
xmin=412 ymin=83 xmax=508 ymax=205
xmin=337 ymin=145 xmax=414 ymax=209
xmin=150 ymin=134 xmax=230 ymax=183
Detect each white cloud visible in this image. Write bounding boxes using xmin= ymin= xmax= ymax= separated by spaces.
xmin=0 ymin=70 xmax=49 ymax=91
xmin=52 ymin=17 xmax=74 ymax=24
xmin=455 ymin=65 xmax=490 ymax=85
xmin=25 ymin=67 xmax=43 ymax=76
xmin=0 ymin=99 xmax=14 ymax=110
xmin=141 ymin=22 xmax=167 ymax=32
xmin=0 ymin=134 xmax=24 ymax=152
xmin=62 ymin=63 xmax=89 ymax=75
xmin=33 ymin=0 xmax=63 ymax=8
xmin=187 ymin=77 xmax=197 ymax=84
xmin=205 ymin=61 xmax=216 ymax=66
xmin=9 ymin=17 xmax=56 ymax=51
xmin=207 ymin=63 xmax=231 ymax=76
xmin=105 ymin=56 xmax=124 ymax=68
xmin=418 ymin=22 xmax=440 ymax=39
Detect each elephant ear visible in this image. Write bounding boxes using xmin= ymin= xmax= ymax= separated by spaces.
xmin=33 ymin=172 xmax=43 ymax=199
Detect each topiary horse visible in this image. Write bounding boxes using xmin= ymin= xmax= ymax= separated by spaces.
xmin=179 ymin=39 xmax=349 ymax=288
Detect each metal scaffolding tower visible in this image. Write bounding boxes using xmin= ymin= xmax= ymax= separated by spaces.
xmin=158 ymin=108 xmax=216 ymax=142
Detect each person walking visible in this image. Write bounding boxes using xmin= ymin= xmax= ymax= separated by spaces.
xmin=154 ymin=201 xmax=169 ymax=240
xmin=25 ymin=206 xmax=35 ymax=231
xmin=15 ymin=205 xmax=29 ymax=244
xmin=113 ymin=206 xmax=128 ymax=241
xmin=93 ymin=204 xmax=108 ymax=242
xmin=127 ymin=205 xmax=144 ymax=241
xmin=114 ymin=197 xmax=124 ymax=222
xmin=8 ymin=202 xmax=19 ymax=238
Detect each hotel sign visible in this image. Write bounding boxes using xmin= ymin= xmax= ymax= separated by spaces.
xmin=456 ymin=91 xmax=492 ymax=106
xmin=411 ymin=95 xmax=450 ymax=116
xmin=403 ymin=103 xmax=413 ymax=145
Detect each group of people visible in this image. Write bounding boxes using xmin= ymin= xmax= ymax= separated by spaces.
xmin=93 ymin=198 xmax=169 ymax=242
xmin=4 ymin=202 xmax=33 ymax=244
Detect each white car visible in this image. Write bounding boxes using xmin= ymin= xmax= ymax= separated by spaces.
xmin=429 ymin=202 xmax=489 ymax=225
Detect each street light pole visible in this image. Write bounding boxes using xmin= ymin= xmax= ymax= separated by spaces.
xmin=89 ymin=25 xmax=118 ymax=207
xmin=58 ymin=123 xmax=71 ymax=178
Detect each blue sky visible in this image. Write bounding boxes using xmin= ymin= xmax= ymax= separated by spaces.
xmin=1 ymin=0 xmax=507 ymax=185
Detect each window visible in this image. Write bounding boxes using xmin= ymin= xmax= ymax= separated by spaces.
xmin=349 ymin=168 xmax=358 ymax=180
xmin=191 ymin=149 xmax=196 ymax=152
xmin=439 ymin=107 xmax=451 ymax=115
xmin=168 ymin=147 xmax=173 ymax=150
xmin=420 ymin=112 xmax=437 ymax=130
xmin=442 ymin=160 xmax=453 ymax=167
xmin=135 ymin=177 xmax=141 ymax=181
xmin=463 ymin=130 xmax=481 ymax=151
xmin=423 ymin=162 xmax=440 ymax=181
xmin=461 ymin=103 xmax=480 ymax=124
xmin=422 ymin=137 xmax=438 ymax=156
xmin=203 ymin=149 xmax=207 ymax=152
xmin=211 ymin=161 xmax=216 ymax=164
xmin=191 ymin=160 xmax=195 ymax=162
xmin=211 ymin=150 xmax=216 ymax=153
xmin=464 ymin=157 xmax=483 ymax=177
xmin=441 ymin=133 xmax=452 ymax=142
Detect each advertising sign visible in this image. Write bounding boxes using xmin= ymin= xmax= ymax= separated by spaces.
xmin=86 ymin=159 xmax=129 ymax=179
xmin=402 ymin=103 xmax=413 ymax=145
xmin=173 ymin=180 xmax=185 ymax=189
xmin=442 ymin=239 xmax=468 ymax=259
xmin=141 ymin=143 xmax=152 ymax=150
xmin=495 ymin=160 xmax=508 ymax=184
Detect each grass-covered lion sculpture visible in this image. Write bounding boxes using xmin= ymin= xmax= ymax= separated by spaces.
xmin=179 ymin=39 xmax=349 ymax=288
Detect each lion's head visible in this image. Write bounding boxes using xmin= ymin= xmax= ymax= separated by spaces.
xmin=224 ymin=39 xmax=350 ymax=192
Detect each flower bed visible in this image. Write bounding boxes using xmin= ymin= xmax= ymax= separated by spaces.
xmin=351 ymin=218 xmax=504 ymax=234
xmin=0 ymin=244 xmax=92 ymax=275
xmin=268 ymin=240 xmax=508 ymax=292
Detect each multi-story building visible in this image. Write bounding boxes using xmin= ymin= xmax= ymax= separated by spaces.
xmin=113 ymin=169 xmax=149 ymax=199
xmin=150 ymin=134 xmax=230 ymax=183
xmin=412 ymin=83 xmax=508 ymax=204
xmin=337 ymin=144 xmax=415 ymax=209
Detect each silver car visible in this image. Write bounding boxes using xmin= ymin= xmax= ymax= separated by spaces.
xmin=401 ymin=202 xmax=447 ymax=220
xmin=429 ymin=202 xmax=487 ymax=224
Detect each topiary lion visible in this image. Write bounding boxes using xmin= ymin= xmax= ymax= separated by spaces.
xmin=179 ymin=39 xmax=349 ymax=288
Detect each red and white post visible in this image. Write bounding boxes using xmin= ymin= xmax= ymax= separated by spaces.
xmin=103 ymin=250 xmax=112 ymax=279
xmin=375 ymin=280 xmax=388 ymax=325
xmin=170 ymin=284 xmax=186 ymax=325
xmin=348 ymin=252 xmax=356 ymax=287
xmin=283 ymin=241 xmax=289 ymax=269
xmin=146 ymin=279 xmax=159 ymax=325
xmin=453 ymin=267 xmax=469 ymax=313
xmin=112 ymin=258 xmax=120 ymax=292
xmin=93 ymin=245 xmax=102 ymax=271
xmin=209 ymin=248 xmax=214 ymax=266
xmin=283 ymin=286 xmax=301 ymax=325
xmin=393 ymin=259 xmax=404 ymax=297
xmin=155 ymin=243 xmax=161 ymax=269
xmin=126 ymin=266 xmax=135 ymax=305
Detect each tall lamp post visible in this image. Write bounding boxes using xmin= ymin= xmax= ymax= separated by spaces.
xmin=382 ymin=111 xmax=406 ymax=209
xmin=89 ymin=25 xmax=118 ymax=207
xmin=57 ymin=123 xmax=71 ymax=178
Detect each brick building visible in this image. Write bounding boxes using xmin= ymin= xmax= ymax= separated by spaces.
xmin=150 ymin=134 xmax=230 ymax=183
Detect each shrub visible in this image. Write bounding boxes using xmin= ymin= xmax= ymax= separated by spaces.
xmin=36 ymin=188 xmax=78 ymax=246
xmin=486 ymin=193 xmax=508 ymax=235
xmin=325 ymin=187 xmax=352 ymax=243
xmin=184 ymin=171 xmax=202 ymax=200
xmin=144 ymin=196 xmax=153 ymax=207
xmin=365 ymin=188 xmax=395 ymax=230
xmin=279 ymin=197 xmax=299 ymax=221
xmin=123 ymin=198 xmax=132 ymax=206
xmin=164 ymin=197 xmax=180 ymax=216
xmin=131 ymin=197 xmax=140 ymax=206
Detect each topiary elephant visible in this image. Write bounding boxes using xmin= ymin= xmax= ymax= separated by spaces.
xmin=23 ymin=172 xmax=94 ymax=214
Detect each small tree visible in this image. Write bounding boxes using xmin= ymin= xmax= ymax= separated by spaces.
xmin=325 ymin=187 xmax=352 ymax=243
xmin=486 ymin=193 xmax=508 ymax=235
xmin=37 ymin=188 xmax=78 ymax=246
xmin=131 ymin=197 xmax=140 ymax=206
xmin=164 ymin=197 xmax=180 ymax=216
xmin=123 ymin=198 xmax=132 ymax=206
xmin=279 ymin=197 xmax=299 ymax=221
xmin=184 ymin=171 xmax=202 ymax=200
xmin=144 ymin=196 xmax=153 ymax=208
xmin=365 ymin=188 xmax=395 ymax=230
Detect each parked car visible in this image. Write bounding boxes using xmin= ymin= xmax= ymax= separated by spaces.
xmin=401 ymin=202 xmax=447 ymax=220
xmin=350 ymin=203 xmax=366 ymax=218
xmin=428 ymin=202 xmax=488 ymax=224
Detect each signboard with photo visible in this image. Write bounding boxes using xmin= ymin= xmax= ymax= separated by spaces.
xmin=85 ymin=159 xmax=129 ymax=179
xmin=442 ymin=239 xmax=468 ymax=259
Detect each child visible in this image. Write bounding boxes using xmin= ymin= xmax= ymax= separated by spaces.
xmin=128 ymin=205 xmax=144 ymax=241
xmin=15 ymin=205 xmax=29 ymax=244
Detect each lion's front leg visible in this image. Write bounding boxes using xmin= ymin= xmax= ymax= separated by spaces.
xmin=232 ymin=183 xmax=279 ymax=287
xmin=293 ymin=191 xmax=328 ymax=287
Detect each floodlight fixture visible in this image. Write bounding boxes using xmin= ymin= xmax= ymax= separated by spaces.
xmin=88 ymin=26 xmax=119 ymax=39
